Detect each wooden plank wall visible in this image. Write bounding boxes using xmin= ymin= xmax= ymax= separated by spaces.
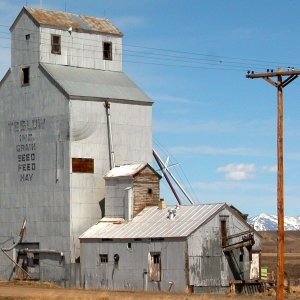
xmin=133 ymin=167 xmax=160 ymax=216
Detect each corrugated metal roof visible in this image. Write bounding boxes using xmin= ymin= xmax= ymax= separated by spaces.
xmin=79 ymin=203 xmax=226 ymax=239
xmin=24 ymin=7 xmax=122 ymax=35
xmin=104 ymin=164 xmax=147 ymax=178
xmin=40 ymin=63 xmax=153 ymax=103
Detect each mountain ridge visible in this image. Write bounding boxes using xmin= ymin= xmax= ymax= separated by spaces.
xmin=248 ymin=213 xmax=300 ymax=231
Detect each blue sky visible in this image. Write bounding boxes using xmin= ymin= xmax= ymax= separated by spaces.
xmin=1 ymin=1 xmax=300 ymax=218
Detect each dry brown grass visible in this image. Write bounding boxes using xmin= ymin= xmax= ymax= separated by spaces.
xmin=2 ymin=280 xmax=300 ymax=300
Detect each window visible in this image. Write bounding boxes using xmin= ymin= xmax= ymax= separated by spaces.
xmin=148 ymin=252 xmax=161 ymax=281
xmin=99 ymin=254 xmax=108 ymax=264
xmin=221 ymin=220 xmax=227 ymax=247
xmin=51 ymin=35 xmax=61 ymax=54
xmin=148 ymin=188 xmax=153 ymax=194
xmin=72 ymin=158 xmax=94 ymax=173
xmin=25 ymin=34 xmax=30 ymax=40
xmin=21 ymin=67 xmax=30 ymax=86
xmin=103 ymin=42 xmax=112 ymax=60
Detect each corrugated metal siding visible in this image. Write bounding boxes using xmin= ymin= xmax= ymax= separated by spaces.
xmin=25 ymin=7 xmax=123 ymax=35
xmin=39 ymin=28 xmax=123 ymax=71
xmin=40 ymin=63 xmax=153 ymax=103
xmin=81 ymin=239 xmax=187 ymax=292
xmin=79 ymin=204 xmax=225 ymax=239
xmin=188 ymin=206 xmax=259 ymax=289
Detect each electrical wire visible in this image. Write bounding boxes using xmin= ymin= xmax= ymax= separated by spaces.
xmin=0 ymin=23 xmax=298 ymax=68
xmin=0 ymin=24 xmax=299 ymax=73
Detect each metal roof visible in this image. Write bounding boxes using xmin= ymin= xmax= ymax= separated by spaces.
xmin=40 ymin=63 xmax=153 ymax=103
xmin=104 ymin=163 xmax=153 ymax=178
xmin=79 ymin=203 xmax=226 ymax=239
xmin=22 ymin=7 xmax=122 ymax=35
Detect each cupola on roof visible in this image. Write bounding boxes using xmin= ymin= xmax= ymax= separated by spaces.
xmin=10 ymin=6 xmax=123 ymax=36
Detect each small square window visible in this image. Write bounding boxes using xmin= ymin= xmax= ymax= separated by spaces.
xmin=148 ymin=188 xmax=153 ymax=194
xmin=103 ymin=42 xmax=112 ymax=60
xmin=25 ymin=34 xmax=30 ymax=40
xmin=51 ymin=35 xmax=61 ymax=54
xmin=21 ymin=67 xmax=30 ymax=86
xmin=99 ymin=254 xmax=108 ymax=264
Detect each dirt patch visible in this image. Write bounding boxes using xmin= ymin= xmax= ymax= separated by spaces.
xmin=1 ymin=281 xmax=300 ymax=300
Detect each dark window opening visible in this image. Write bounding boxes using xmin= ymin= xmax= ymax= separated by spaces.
xmin=148 ymin=188 xmax=153 ymax=194
xmin=153 ymin=254 xmax=160 ymax=264
xmin=21 ymin=67 xmax=30 ymax=86
xmin=72 ymin=158 xmax=94 ymax=173
xmin=51 ymin=35 xmax=61 ymax=54
xmin=33 ymin=254 xmax=39 ymax=265
xmin=221 ymin=220 xmax=227 ymax=247
xmin=25 ymin=34 xmax=30 ymax=40
xmin=114 ymin=253 xmax=119 ymax=268
xmin=239 ymin=248 xmax=244 ymax=262
xmin=127 ymin=243 xmax=132 ymax=249
xmin=99 ymin=254 xmax=108 ymax=264
xmin=103 ymin=42 xmax=112 ymax=60
xmin=149 ymin=252 xmax=161 ymax=281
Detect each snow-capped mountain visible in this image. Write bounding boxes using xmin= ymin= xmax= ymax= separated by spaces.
xmin=248 ymin=213 xmax=300 ymax=231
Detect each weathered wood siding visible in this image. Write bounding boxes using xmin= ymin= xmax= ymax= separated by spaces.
xmin=133 ymin=167 xmax=160 ymax=216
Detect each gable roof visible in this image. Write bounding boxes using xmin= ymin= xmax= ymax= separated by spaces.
xmin=104 ymin=163 xmax=161 ymax=179
xmin=11 ymin=7 xmax=122 ymax=36
xmin=79 ymin=203 xmax=227 ymax=239
xmin=39 ymin=63 xmax=153 ymax=104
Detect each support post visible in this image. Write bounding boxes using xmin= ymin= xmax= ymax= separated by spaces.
xmin=246 ymin=67 xmax=300 ymax=300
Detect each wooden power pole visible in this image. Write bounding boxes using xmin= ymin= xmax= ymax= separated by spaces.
xmin=246 ymin=68 xmax=300 ymax=300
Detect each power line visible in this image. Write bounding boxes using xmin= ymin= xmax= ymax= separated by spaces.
xmin=0 ymin=24 xmax=299 ymax=71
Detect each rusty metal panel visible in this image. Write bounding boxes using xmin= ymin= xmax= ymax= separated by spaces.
xmin=25 ymin=7 xmax=122 ymax=35
xmin=78 ymin=15 xmax=122 ymax=35
xmin=72 ymin=158 xmax=94 ymax=173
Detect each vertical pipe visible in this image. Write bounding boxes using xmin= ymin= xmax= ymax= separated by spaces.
xmin=277 ymin=68 xmax=284 ymax=300
xmin=105 ymin=101 xmax=115 ymax=169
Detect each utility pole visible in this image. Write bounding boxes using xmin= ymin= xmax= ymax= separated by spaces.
xmin=246 ymin=68 xmax=300 ymax=300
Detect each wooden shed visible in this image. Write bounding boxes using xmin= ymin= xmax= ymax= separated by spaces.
xmin=103 ymin=163 xmax=162 ymax=219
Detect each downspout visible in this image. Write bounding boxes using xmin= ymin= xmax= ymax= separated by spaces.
xmin=104 ymin=101 xmax=115 ymax=169
xmin=1 ymin=219 xmax=26 ymax=251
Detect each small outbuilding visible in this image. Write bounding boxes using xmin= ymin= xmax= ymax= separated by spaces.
xmin=80 ymin=201 xmax=261 ymax=293
xmin=103 ymin=163 xmax=162 ymax=220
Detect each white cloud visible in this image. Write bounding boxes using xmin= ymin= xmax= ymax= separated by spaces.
xmin=112 ymin=15 xmax=145 ymax=31
xmin=216 ymin=163 xmax=257 ymax=180
xmin=262 ymin=165 xmax=277 ymax=172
